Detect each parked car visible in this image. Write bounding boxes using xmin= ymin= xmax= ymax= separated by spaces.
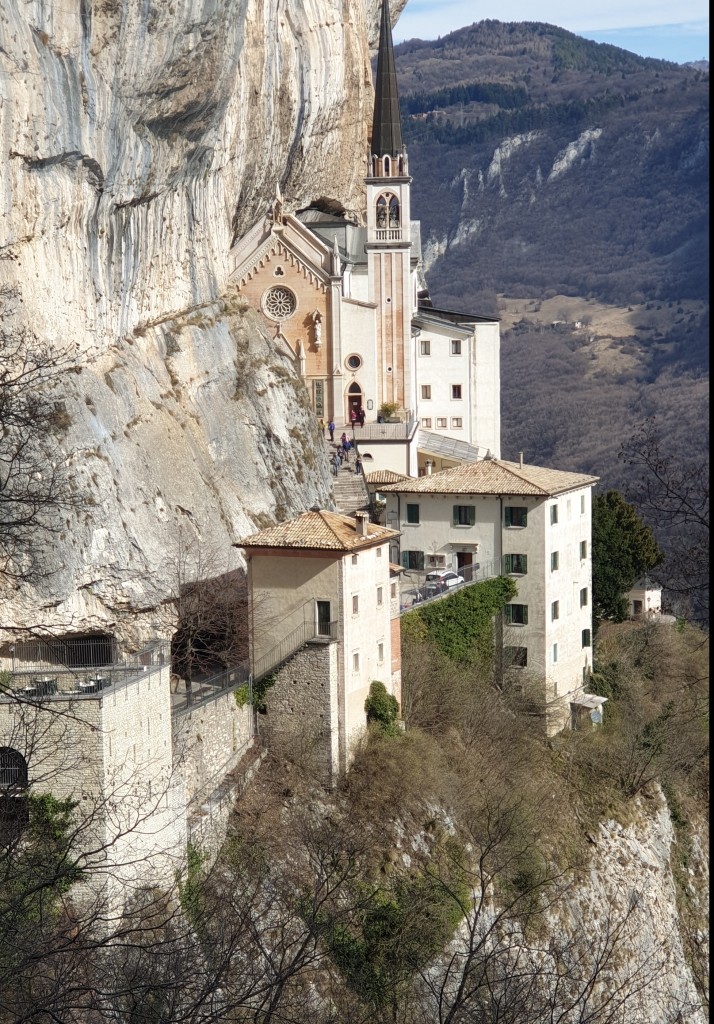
xmin=400 ymin=587 xmax=425 ymax=610
xmin=424 ymin=570 xmax=465 ymax=596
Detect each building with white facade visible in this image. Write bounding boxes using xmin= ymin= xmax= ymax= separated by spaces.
xmin=238 ymin=509 xmax=401 ymax=781
xmin=370 ymin=458 xmax=600 ymax=733
xmin=227 ymin=0 xmax=501 ymax=476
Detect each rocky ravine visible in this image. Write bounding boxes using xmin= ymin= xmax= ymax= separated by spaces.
xmin=0 ymin=0 xmax=405 ymax=639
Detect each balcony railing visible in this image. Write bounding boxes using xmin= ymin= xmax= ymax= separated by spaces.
xmin=353 ymin=417 xmax=417 ymax=442
xmin=375 ymin=228 xmax=402 ymax=242
xmin=398 ymin=558 xmax=502 ymax=614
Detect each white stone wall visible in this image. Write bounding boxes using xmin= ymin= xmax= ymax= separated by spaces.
xmin=383 ymin=492 xmax=501 ymax=573
xmin=338 ymin=542 xmax=394 ymax=760
xmin=472 ymin=321 xmax=501 ymax=458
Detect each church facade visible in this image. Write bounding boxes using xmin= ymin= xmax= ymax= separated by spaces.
xmin=227 ymin=0 xmax=500 ymax=476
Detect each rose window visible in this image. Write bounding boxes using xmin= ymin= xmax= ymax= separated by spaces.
xmin=263 ymin=286 xmax=297 ymax=321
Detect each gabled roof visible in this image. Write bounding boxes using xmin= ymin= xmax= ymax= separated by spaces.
xmin=228 ymin=211 xmax=336 ymax=289
xmin=365 ymin=469 xmax=411 ymax=485
xmin=377 ymin=459 xmax=599 ymax=497
xmin=237 ymin=510 xmax=398 ymax=552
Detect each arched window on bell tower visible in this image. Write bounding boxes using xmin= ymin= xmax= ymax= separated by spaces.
xmin=389 ymin=196 xmax=400 ymax=227
xmin=376 ymin=195 xmax=388 ymax=229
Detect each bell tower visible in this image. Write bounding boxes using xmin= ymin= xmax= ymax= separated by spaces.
xmin=366 ymin=0 xmax=415 ymax=419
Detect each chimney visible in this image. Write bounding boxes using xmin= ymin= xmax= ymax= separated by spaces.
xmin=354 ymin=511 xmax=369 ymax=537
xmin=518 ymin=452 xmax=524 ymax=468
xmin=425 ymin=460 xmax=433 ymax=475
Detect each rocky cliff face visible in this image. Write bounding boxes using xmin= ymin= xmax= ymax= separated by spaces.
xmin=0 ymin=0 xmax=405 ymax=638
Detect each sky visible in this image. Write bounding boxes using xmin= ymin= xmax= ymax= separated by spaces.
xmin=392 ymin=1 xmax=709 ymax=64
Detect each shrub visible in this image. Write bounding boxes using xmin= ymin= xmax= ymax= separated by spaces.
xmin=365 ymin=681 xmax=400 ymax=736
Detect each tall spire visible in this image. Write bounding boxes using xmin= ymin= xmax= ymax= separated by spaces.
xmin=370 ymin=0 xmax=403 ymax=158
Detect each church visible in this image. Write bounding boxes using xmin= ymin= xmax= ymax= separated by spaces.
xmin=227 ymin=0 xmax=501 ymax=477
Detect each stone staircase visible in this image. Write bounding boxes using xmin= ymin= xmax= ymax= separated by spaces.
xmin=325 ymin=439 xmax=370 ymax=515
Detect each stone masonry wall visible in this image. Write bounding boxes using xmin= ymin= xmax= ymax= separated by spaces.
xmin=262 ymin=640 xmax=339 ymax=784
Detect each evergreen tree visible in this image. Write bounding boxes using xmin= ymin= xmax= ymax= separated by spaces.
xmin=592 ymin=489 xmax=663 ymax=622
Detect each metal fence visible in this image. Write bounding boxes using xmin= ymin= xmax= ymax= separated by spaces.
xmin=398 ymin=558 xmax=502 ymax=614
xmin=2 ymin=641 xmax=168 ymax=701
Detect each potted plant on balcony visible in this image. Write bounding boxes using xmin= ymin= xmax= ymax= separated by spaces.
xmin=378 ymin=401 xmax=402 ymax=423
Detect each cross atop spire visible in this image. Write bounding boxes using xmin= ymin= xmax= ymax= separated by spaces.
xmin=371 ymin=0 xmax=403 ymax=160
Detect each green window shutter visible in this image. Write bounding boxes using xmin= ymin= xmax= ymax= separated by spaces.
xmin=505 ymin=507 xmax=512 ymax=527
xmin=523 ymin=605 xmax=529 ymax=625
xmin=452 ymin=506 xmax=459 ymax=527
xmin=401 ymin=550 xmax=409 ymax=568
xmin=504 ymin=554 xmax=513 ymax=573
xmin=468 ymin=505 xmax=475 ymax=525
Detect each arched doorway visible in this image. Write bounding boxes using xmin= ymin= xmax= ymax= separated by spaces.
xmin=346 ymin=382 xmax=362 ymax=422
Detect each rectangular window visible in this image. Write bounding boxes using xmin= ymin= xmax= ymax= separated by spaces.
xmin=352 ymin=652 xmax=359 ymax=672
xmin=550 ymin=504 xmax=559 ymax=525
xmin=580 ymin=587 xmax=588 ymax=608
xmin=580 ymin=540 xmax=588 ymax=560
xmin=452 ymin=504 xmax=476 ymax=526
xmin=505 ymin=604 xmax=528 ymax=625
xmin=401 ymin=550 xmax=425 ymax=571
xmin=421 ymin=385 xmax=431 ymax=400
xmin=581 ymin=494 xmax=586 ymax=515
xmin=406 ymin=503 xmax=420 ymax=525
xmin=551 ymin=551 xmax=559 ymax=571
xmin=352 ymin=554 xmax=358 ymax=565
xmin=377 ymin=586 xmax=383 ymax=606
xmin=582 ymin=629 xmax=591 ymax=648
xmin=377 ymin=642 xmax=384 ymax=663
xmin=390 ymin=582 xmax=397 ymax=599
xmin=450 ymin=339 xmax=462 ymax=355
xmin=551 ymin=600 xmax=559 ymax=621
xmin=505 ymin=506 xmax=528 ymax=528
xmin=316 ymin=601 xmax=331 ymax=636
xmin=421 ymin=417 xmax=432 ymax=428
xmin=451 ymin=417 xmax=463 ymax=429
xmin=352 ymin=595 xmax=359 ymax=615
xmin=427 ymin=554 xmax=446 ymax=568
xmin=504 ymin=646 xmax=527 ymax=667
xmin=420 ymin=338 xmax=431 ymax=356
xmin=504 ymin=553 xmax=528 ymax=574
xmin=552 ymin=643 xmax=558 ymax=664
xmin=436 ymin=417 xmax=447 ymax=428
xmin=376 ymin=547 xmax=382 ymax=558
xmin=451 ymin=384 xmax=462 ymax=400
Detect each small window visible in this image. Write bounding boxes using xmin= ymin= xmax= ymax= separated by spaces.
xmin=505 ymin=506 xmax=528 ymax=528
xmin=352 ymin=554 xmax=358 ymax=565
xmin=582 ymin=629 xmax=591 ymax=648
xmin=451 ymin=417 xmax=463 ymax=429
xmin=504 ymin=553 xmax=527 ymax=575
xmin=580 ymin=540 xmax=588 ymax=560
xmin=377 ymin=642 xmax=384 ymax=663
xmin=580 ymin=587 xmax=588 ymax=608
xmin=421 ymin=385 xmax=431 ymax=400
xmin=390 ymin=582 xmax=397 ymax=598
xmin=551 ymin=600 xmax=559 ymax=621
xmin=505 ymin=646 xmax=527 ymax=667
xmin=451 ymin=384 xmax=462 ymax=400
xmin=427 ymin=554 xmax=446 ymax=568
xmin=377 ymin=586 xmax=383 ymax=606
xmin=401 ymin=550 xmax=424 ymax=571
xmin=406 ymin=503 xmax=420 ymax=525
xmin=436 ymin=418 xmax=447 ymax=428
xmin=346 ymin=354 xmax=362 ymax=370
xmin=452 ymin=505 xmax=475 ymax=527
xmin=505 ymin=604 xmax=528 ymax=625
xmin=450 ymin=339 xmax=462 ymax=355
xmin=352 ymin=595 xmax=359 ymax=615
xmin=551 ymin=551 xmax=559 ymax=571
xmin=421 ymin=417 xmax=432 ymax=428
xmin=352 ymin=652 xmax=360 ymax=672
xmin=420 ymin=339 xmax=431 ymax=356
xmin=552 ymin=643 xmax=558 ymax=664
xmin=376 ymin=547 xmax=382 ymax=558
xmin=581 ymin=494 xmax=586 ymax=515
xmin=550 ymin=504 xmax=559 ymax=525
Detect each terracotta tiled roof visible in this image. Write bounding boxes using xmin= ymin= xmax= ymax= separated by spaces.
xmin=376 ymin=459 xmax=598 ymax=497
xmin=365 ymin=469 xmax=411 ymax=485
xmin=237 ymin=509 xmax=398 ymax=552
